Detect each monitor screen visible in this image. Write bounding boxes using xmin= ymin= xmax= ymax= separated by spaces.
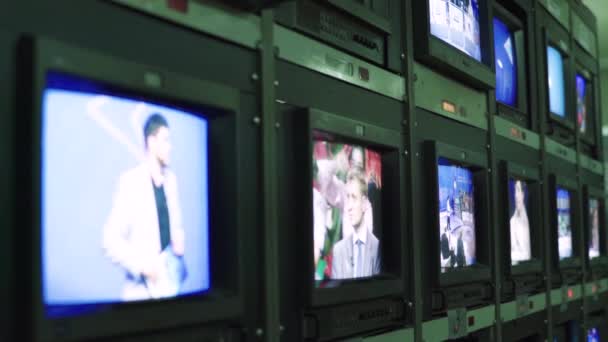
xmin=494 ymin=17 xmax=518 ymax=107
xmin=438 ymin=158 xmax=477 ymax=272
xmin=557 ymin=187 xmax=573 ymax=260
xmin=576 ymin=74 xmax=590 ymax=134
xmin=547 ymin=46 xmax=566 ymax=117
xmin=312 ymin=135 xmax=383 ymax=286
xmin=509 ymin=178 xmax=531 ymax=265
xmin=429 ymin=0 xmax=482 ymax=61
xmin=588 ymin=327 xmax=599 ymax=342
xmin=588 ymin=198 xmax=600 ymax=259
xmin=42 ymin=72 xmax=211 ymax=317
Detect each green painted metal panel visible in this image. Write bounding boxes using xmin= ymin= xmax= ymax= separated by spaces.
xmin=110 ymin=0 xmax=261 ymax=49
xmin=580 ymin=154 xmax=604 ymax=176
xmin=539 ymin=0 xmax=570 ymax=31
xmin=413 ymin=62 xmax=488 ymax=130
xmin=494 ymin=116 xmax=540 ymax=150
xmin=545 ymin=138 xmax=577 ymax=164
xmin=274 ymin=25 xmax=406 ymax=101
xmin=363 ymin=328 xmax=415 ymax=342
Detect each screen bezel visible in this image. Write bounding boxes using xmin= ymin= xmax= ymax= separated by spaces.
xmin=541 ymin=21 xmax=574 ymax=131
xmin=301 ymin=108 xmax=405 ymax=308
xmin=493 ymin=2 xmax=530 ymax=128
xmin=584 ymin=186 xmax=608 ymax=269
xmin=501 ymin=161 xmax=543 ymax=277
xmin=18 ymin=36 xmax=245 ymax=342
xmin=549 ymin=175 xmax=581 ymax=271
xmin=573 ymin=45 xmax=599 ymax=147
xmin=426 ymin=141 xmax=491 ymax=287
xmin=413 ymin=0 xmax=495 ymax=90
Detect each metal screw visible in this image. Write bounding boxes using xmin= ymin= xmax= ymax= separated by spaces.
xmin=275 ymin=122 xmax=281 ymax=129
xmin=416 ymin=152 xmax=420 ymax=158
xmin=402 ymin=119 xmax=408 ymax=126
xmin=414 ymin=122 xmax=418 ymax=127
xmin=408 ymin=301 xmax=414 ymax=307
xmin=251 ymin=73 xmax=259 ymax=81
xmin=400 ymin=53 xmax=405 ymax=59
xmin=255 ymin=328 xmax=264 ymax=337
xmin=404 ymin=150 xmax=409 ymax=156
xmin=274 ymin=80 xmax=279 ymax=86
xmin=279 ymin=325 xmax=285 ymax=333
xmin=486 ymin=144 xmax=491 ymax=149
xmin=253 ymin=116 xmax=261 ymax=125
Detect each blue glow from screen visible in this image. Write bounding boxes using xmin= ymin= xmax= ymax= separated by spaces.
xmin=588 ymin=327 xmax=599 ymax=342
xmin=42 ymin=72 xmax=211 ymax=318
xmin=494 ymin=17 xmax=517 ymax=106
xmin=547 ymin=46 xmax=566 ymax=117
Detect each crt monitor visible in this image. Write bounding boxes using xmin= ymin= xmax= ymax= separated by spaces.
xmin=20 ymin=37 xmax=243 ymax=342
xmin=546 ymin=46 xmax=566 ymax=120
xmin=414 ymin=0 xmax=494 ymax=89
xmin=556 ymin=187 xmax=573 ymax=261
xmin=301 ymin=109 xmax=404 ymax=310
xmin=492 ymin=1 xmax=530 ymax=127
xmin=312 ymin=137 xmax=383 ymax=284
xmin=494 ymin=16 xmax=517 ymax=108
xmin=509 ymin=178 xmax=531 ymax=266
xmin=430 ymin=0 xmax=481 ymax=62
xmin=437 ymin=158 xmax=477 ymax=272
xmin=42 ymin=72 xmax=211 ymax=313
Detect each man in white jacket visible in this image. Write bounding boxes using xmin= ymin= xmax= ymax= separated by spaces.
xmin=103 ymin=113 xmax=185 ymax=301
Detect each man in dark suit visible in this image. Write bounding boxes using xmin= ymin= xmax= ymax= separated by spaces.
xmin=456 ymin=231 xmax=466 ymax=267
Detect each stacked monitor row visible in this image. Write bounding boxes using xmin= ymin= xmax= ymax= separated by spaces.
xmin=0 ymin=0 xmax=604 ymax=341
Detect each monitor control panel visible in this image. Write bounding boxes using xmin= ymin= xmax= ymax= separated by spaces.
xmin=276 ymin=1 xmax=386 ymax=65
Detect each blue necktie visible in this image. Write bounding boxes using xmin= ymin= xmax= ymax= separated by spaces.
xmin=356 ymin=239 xmax=363 ymax=278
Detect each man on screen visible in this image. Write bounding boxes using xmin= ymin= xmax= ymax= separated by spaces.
xmin=331 ymin=170 xmax=381 ymax=280
xmin=510 ymin=180 xmax=531 ymax=263
xmin=103 ymin=113 xmax=186 ymax=301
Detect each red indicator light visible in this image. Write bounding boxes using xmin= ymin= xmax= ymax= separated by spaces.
xmin=567 ymin=288 xmax=574 ymax=298
xmin=167 ymin=0 xmax=188 ymax=13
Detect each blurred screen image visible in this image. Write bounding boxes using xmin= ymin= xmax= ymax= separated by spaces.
xmin=312 ymin=134 xmax=383 ymax=286
xmin=429 ymin=0 xmax=482 ymax=61
xmin=576 ymin=74 xmax=588 ymax=134
xmin=509 ymin=179 xmax=531 ymax=265
xmin=588 ymin=198 xmax=600 ymax=259
xmin=494 ymin=17 xmax=518 ymax=107
xmin=587 ymin=327 xmax=599 ymax=342
xmin=42 ymin=72 xmax=210 ymax=317
xmin=438 ymin=158 xmax=476 ymax=272
xmin=547 ymin=46 xmax=566 ymax=117
xmin=557 ymin=187 xmax=573 ymax=260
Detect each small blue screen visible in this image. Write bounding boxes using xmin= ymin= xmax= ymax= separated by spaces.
xmin=547 ymin=46 xmax=566 ymax=117
xmin=494 ymin=17 xmax=517 ymax=106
